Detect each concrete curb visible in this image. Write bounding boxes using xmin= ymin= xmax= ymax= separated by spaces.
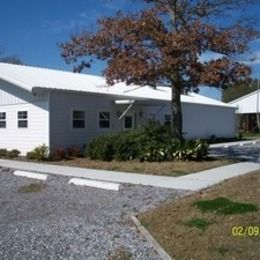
xmin=130 ymin=215 xmax=173 ymax=260
xmin=13 ymin=170 xmax=48 ymax=181
xmin=68 ymin=178 xmax=120 ymax=191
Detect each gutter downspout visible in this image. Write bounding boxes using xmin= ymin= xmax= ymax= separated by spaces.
xmin=257 ymin=78 xmax=260 ymax=131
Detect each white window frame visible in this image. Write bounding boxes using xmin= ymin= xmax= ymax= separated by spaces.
xmin=72 ymin=110 xmax=86 ymax=129
xmin=98 ymin=111 xmax=111 ymax=129
xmin=17 ymin=111 xmax=28 ymax=128
xmin=0 ymin=112 xmax=6 ymax=128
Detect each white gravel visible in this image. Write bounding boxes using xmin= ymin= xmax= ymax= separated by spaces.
xmin=0 ymin=167 xmax=189 ymax=259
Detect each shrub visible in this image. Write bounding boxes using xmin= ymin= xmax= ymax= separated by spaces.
xmin=0 ymin=148 xmax=21 ymax=158
xmin=26 ymin=144 xmax=48 ymax=161
xmin=67 ymin=146 xmax=82 ymax=157
xmin=0 ymin=149 xmax=8 ymax=158
xmin=48 ymin=147 xmax=67 ymax=161
xmin=86 ymin=122 xmax=209 ymax=162
xmin=7 ymin=149 xmax=21 ymax=158
xmin=86 ymin=134 xmax=118 ymax=161
xmin=114 ymin=131 xmax=141 ymax=161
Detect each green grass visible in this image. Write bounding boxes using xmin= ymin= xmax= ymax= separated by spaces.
xmin=18 ymin=183 xmax=44 ymax=193
xmin=194 ymin=197 xmax=258 ymax=215
xmin=243 ymin=132 xmax=260 ymax=140
xmin=215 ymin=246 xmax=230 ymax=256
xmin=183 ymin=218 xmax=212 ymax=231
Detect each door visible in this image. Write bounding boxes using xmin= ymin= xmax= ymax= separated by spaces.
xmin=123 ymin=114 xmax=134 ymax=131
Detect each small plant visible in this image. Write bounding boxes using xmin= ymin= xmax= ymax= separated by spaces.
xmin=18 ymin=183 xmax=44 ymax=193
xmin=194 ymin=197 xmax=258 ymax=215
xmin=236 ymin=131 xmax=243 ymax=140
xmin=48 ymin=147 xmax=67 ymax=161
xmin=215 ymin=246 xmax=230 ymax=256
xmin=183 ymin=218 xmax=212 ymax=231
xmin=26 ymin=144 xmax=48 ymax=161
xmin=67 ymin=146 xmax=82 ymax=157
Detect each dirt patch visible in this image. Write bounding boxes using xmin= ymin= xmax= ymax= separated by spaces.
xmin=18 ymin=183 xmax=44 ymax=193
xmin=44 ymin=157 xmax=236 ymax=176
xmin=139 ymin=171 xmax=260 ymax=259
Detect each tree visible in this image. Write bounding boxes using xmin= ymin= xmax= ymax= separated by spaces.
xmin=0 ymin=55 xmax=22 ymax=65
xmin=60 ymin=0 xmax=259 ymax=140
xmin=0 ymin=50 xmax=22 ymax=65
xmin=222 ymin=79 xmax=258 ymax=102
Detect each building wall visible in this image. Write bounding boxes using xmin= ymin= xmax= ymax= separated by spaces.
xmin=49 ymin=91 xmax=143 ymax=149
xmin=0 ymin=79 xmax=236 ymax=156
xmin=0 ymin=80 xmax=49 ymax=154
xmin=143 ymin=102 xmax=236 ymax=138
xmin=182 ymin=103 xmax=236 ymax=138
xmin=230 ymin=92 xmax=260 ymax=114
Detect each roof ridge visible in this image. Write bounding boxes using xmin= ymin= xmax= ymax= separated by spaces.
xmin=229 ymin=89 xmax=260 ymax=104
xmin=0 ymin=62 xmax=104 ymax=80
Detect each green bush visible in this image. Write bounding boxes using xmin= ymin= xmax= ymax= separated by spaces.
xmin=85 ymin=122 xmax=209 ymax=162
xmin=7 ymin=149 xmax=21 ymax=158
xmin=0 ymin=149 xmax=8 ymax=158
xmin=86 ymin=134 xmax=118 ymax=161
xmin=114 ymin=131 xmax=141 ymax=161
xmin=26 ymin=144 xmax=48 ymax=161
xmin=0 ymin=148 xmax=21 ymax=158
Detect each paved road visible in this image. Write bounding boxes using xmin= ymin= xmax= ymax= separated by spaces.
xmin=0 ymin=167 xmax=187 ymax=260
xmin=209 ymin=142 xmax=260 ymax=163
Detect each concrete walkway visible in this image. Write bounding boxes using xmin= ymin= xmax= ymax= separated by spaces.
xmin=209 ymin=139 xmax=260 ymax=148
xmin=0 ymin=159 xmax=259 ymax=191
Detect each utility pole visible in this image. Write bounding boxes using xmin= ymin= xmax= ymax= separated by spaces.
xmin=257 ymin=77 xmax=260 ymax=131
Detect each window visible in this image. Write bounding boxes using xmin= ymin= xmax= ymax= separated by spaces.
xmin=0 ymin=112 xmax=6 ymax=128
xmin=164 ymin=114 xmax=171 ymax=126
xmin=99 ymin=112 xmax=110 ymax=128
xmin=18 ymin=111 xmax=28 ymax=128
xmin=72 ymin=110 xmax=85 ymax=128
xmin=124 ymin=115 xmax=133 ymax=130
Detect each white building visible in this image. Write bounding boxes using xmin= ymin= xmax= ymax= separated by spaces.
xmin=0 ymin=63 xmax=236 ymax=154
xmin=229 ymin=90 xmax=260 ymax=132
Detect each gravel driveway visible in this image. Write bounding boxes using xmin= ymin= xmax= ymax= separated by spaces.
xmin=0 ymin=167 xmax=187 ymax=260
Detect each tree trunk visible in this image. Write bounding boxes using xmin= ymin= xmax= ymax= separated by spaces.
xmin=171 ymin=83 xmax=183 ymax=140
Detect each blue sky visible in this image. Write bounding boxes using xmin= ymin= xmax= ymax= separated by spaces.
xmin=0 ymin=0 xmax=259 ymax=100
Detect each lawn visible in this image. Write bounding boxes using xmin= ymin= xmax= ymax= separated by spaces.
xmin=243 ymin=132 xmax=260 ymax=140
xmin=139 ymin=170 xmax=260 ymax=259
xmin=46 ymin=157 xmax=236 ymax=176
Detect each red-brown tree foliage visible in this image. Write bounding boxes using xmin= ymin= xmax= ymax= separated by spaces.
xmin=61 ymin=0 xmax=259 ymax=139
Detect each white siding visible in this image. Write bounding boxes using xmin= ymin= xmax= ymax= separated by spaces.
xmin=50 ymin=92 xmax=118 ymax=149
xmin=49 ymin=91 xmax=145 ymax=149
xmin=230 ymin=92 xmax=260 ymax=114
xmin=144 ymin=102 xmax=236 ymax=139
xmin=182 ymin=103 xmax=236 ymax=138
xmin=0 ymin=80 xmax=49 ymax=155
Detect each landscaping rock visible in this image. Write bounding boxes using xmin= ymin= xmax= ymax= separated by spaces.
xmin=0 ymin=168 xmax=188 ymax=259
